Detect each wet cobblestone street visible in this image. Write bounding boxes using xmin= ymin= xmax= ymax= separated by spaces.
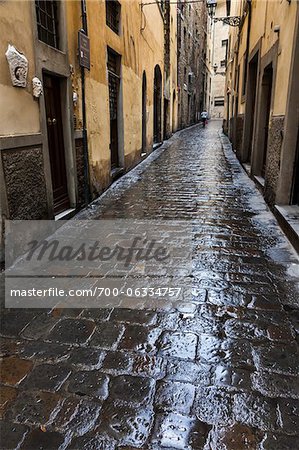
xmin=1 ymin=121 xmax=299 ymax=449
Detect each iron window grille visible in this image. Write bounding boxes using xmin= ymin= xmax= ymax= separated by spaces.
xmin=35 ymin=0 xmax=59 ymax=48
xmin=106 ymin=0 xmax=121 ymax=34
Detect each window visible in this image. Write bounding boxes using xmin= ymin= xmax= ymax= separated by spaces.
xmin=35 ymin=0 xmax=59 ymax=48
xmin=214 ymin=98 xmax=224 ymax=106
xmin=220 ymin=59 xmax=226 ymax=67
xmin=222 ymin=39 xmax=228 ymax=47
xmin=106 ymin=0 xmax=121 ymax=34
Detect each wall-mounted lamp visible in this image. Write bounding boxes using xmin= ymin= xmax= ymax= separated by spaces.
xmin=206 ymin=0 xmax=241 ymax=27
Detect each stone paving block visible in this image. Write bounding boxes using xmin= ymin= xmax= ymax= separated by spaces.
xmin=110 ymin=308 xmax=157 ymax=325
xmin=109 ymin=374 xmax=155 ymax=406
xmin=213 ymin=365 xmax=252 ymax=390
xmin=21 ymin=363 xmax=71 ymax=391
xmin=68 ymin=433 xmax=116 ymax=450
xmin=0 ymin=357 xmax=33 ymax=386
xmin=47 ymin=318 xmax=95 ymax=345
xmin=20 ymin=429 xmax=65 ymax=449
xmin=98 ymin=402 xmax=153 ymax=447
xmin=193 ymin=387 xmax=236 ymax=426
xmin=177 ymin=310 xmax=222 ymax=335
xmin=206 ymin=424 xmax=264 ymax=449
xmin=68 ymin=347 xmax=105 ymax=369
xmin=252 ymin=370 xmax=299 ymax=399
xmin=58 ymin=398 xmax=101 ymax=436
xmin=0 ymin=385 xmax=17 ymax=418
xmin=21 ymin=313 xmax=57 ymax=340
xmin=0 ymin=338 xmax=23 ymax=358
xmin=101 ymin=351 xmax=134 ymax=374
xmin=207 ymin=289 xmax=251 ymax=308
xmin=118 ymin=325 xmax=161 ymax=353
xmin=150 ymin=412 xmax=204 ymax=450
xmin=156 ymin=311 xmax=180 ymax=331
xmin=132 ymin=354 xmax=167 ymax=379
xmin=51 ymin=307 xmax=83 ymax=318
xmin=252 ymin=343 xmax=299 ymax=376
xmin=198 ymin=335 xmax=254 ymax=368
xmin=81 ymin=308 xmax=112 ymax=321
xmin=266 ymin=323 xmax=295 ymax=342
xmin=277 ymin=398 xmax=299 ymax=435
xmin=157 ymin=331 xmax=198 ymax=360
xmin=89 ymin=322 xmax=125 ymax=350
xmin=0 ymin=311 xmax=36 ymax=338
xmin=0 ymin=420 xmax=29 ymax=449
xmin=154 ymin=380 xmax=195 ymax=414
xmin=5 ymin=391 xmax=62 ymax=425
xmin=233 ymin=392 xmax=278 ymax=432
xmin=166 ymin=360 xmax=212 ymax=385
xmin=258 ymin=432 xmax=299 ymax=449
xmin=21 ymin=341 xmax=71 ymax=363
xmin=224 ymin=318 xmax=267 ymax=341
xmin=247 ymin=295 xmax=282 ymax=311
xmin=66 ymin=370 xmax=109 ymax=399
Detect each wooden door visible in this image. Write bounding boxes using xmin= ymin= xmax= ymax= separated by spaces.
xmin=107 ymin=49 xmax=120 ymax=170
xmin=44 ymin=74 xmax=70 ymax=214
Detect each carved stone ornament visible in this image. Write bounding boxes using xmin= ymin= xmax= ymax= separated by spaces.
xmin=32 ymin=77 xmax=43 ymax=98
xmin=5 ymin=44 xmax=28 ymax=88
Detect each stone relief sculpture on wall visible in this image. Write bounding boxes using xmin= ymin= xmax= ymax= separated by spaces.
xmin=5 ymin=44 xmax=28 ymax=88
xmin=32 ymin=77 xmax=43 ymax=98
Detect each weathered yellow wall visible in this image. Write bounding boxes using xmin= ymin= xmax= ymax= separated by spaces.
xmin=66 ymin=0 xmax=167 ymax=196
xmin=0 ymin=1 xmax=40 ymax=136
xmin=227 ymin=0 xmax=297 ymax=119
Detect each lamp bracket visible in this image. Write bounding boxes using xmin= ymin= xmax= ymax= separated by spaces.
xmin=214 ymin=16 xmax=241 ymax=27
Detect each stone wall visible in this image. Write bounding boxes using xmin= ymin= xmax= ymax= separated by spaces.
xmin=264 ymin=116 xmax=284 ymax=204
xmin=235 ymin=114 xmax=244 ymax=158
xmin=2 ymin=147 xmax=48 ymax=220
xmin=177 ymin=3 xmax=207 ymax=129
xmin=75 ymin=138 xmax=85 ymax=207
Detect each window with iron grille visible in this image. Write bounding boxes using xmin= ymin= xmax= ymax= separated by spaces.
xmin=35 ymin=0 xmax=59 ymax=48
xmin=107 ymin=49 xmax=120 ymax=121
xmin=106 ymin=0 xmax=121 ymax=34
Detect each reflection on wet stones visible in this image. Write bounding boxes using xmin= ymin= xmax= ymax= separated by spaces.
xmin=1 ymin=122 xmax=299 ymax=448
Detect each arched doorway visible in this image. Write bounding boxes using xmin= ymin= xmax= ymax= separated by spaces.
xmin=172 ymin=89 xmax=176 ymax=133
xmin=153 ymin=65 xmax=162 ymax=144
xmin=142 ymin=71 xmax=147 ymax=153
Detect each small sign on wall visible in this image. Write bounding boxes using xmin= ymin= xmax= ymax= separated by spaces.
xmin=78 ymin=31 xmax=90 ymax=70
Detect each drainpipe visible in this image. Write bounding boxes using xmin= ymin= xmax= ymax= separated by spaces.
xmin=80 ymin=0 xmax=91 ymax=206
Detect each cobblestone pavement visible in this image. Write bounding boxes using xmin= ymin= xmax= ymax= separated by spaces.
xmin=1 ymin=121 xmax=299 ymax=449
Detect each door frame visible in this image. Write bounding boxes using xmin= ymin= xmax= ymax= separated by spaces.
xmin=107 ymin=46 xmax=124 ymax=172
xmin=142 ymin=71 xmax=147 ymax=153
xmin=43 ymin=73 xmax=70 ymax=214
xmin=251 ymin=41 xmax=278 ymax=178
xmin=276 ymin=5 xmax=299 ymax=205
xmin=31 ymin=1 xmax=77 ymax=218
xmin=242 ymin=39 xmax=261 ymax=164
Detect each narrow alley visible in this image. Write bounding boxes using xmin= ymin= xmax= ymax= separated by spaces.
xmin=1 ymin=122 xmax=299 ymax=449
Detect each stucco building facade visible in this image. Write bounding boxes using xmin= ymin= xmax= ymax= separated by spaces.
xmin=0 ymin=0 xmax=182 ymax=260
xmin=206 ymin=0 xmax=229 ymax=118
xmin=224 ymin=0 xmax=299 ymax=230
xmin=177 ymin=0 xmax=208 ymax=129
